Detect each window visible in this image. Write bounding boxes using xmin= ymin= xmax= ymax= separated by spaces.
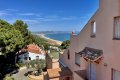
xmin=114 ymin=17 xmax=120 ymax=39
xmin=36 ymin=56 xmax=39 ymax=59
xmin=75 ymin=53 xmax=80 ymax=66
xmin=67 ymin=50 xmax=70 ymax=60
xmin=91 ymin=21 xmax=96 ymax=38
xmin=112 ymin=69 xmax=120 ymax=80
xmin=24 ymin=57 xmax=27 ymax=60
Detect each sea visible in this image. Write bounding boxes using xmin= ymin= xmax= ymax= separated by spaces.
xmin=34 ymin=31 xmax=79 ymax=42
xmin=45 ymin=33 xmax=71 ymax=41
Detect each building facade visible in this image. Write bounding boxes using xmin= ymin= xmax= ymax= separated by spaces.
xmin=60 ymin=0 xmax=120 ymax=80
xmin=17 ymin=44 xmax=45 ymax=62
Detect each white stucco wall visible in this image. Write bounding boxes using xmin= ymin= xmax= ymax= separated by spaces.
xmin=28 ymin=52 xmax=45 ymax=60
xmin=18 ymin=52 xmax=45 ymax=62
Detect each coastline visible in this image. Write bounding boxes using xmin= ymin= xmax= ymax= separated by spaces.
xmin=37 ymin=34 xmax=62 ymax=46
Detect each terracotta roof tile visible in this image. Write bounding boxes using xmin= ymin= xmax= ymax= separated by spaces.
xmin=47 ymin=67 xmax=72 ymax=78
xmin=27 ymin=44 xmax=45 ymax=54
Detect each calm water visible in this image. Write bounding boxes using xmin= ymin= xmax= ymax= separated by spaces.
xmin=45 ymin=33 xmax=71 ymax=41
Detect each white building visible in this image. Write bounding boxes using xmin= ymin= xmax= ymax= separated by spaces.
xmin=17 ymin=44 xmax=45 ymax=63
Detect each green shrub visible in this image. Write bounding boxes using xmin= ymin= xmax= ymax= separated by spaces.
xmin=59 ymin=40 xmax=70 ymax=49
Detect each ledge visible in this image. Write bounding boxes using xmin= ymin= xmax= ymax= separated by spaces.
xmin=113 ymin=38 xmax=120 ymax=40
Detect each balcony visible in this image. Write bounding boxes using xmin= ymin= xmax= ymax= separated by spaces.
xmin=74 ymin=70 xmax=88 ymax=80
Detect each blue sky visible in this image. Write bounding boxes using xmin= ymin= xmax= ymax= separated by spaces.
xmin=0 ymin=0 xmax=99 ymax=32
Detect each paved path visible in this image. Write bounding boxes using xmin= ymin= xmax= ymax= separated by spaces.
xmin=12 ymin=68 xmax=34 ymax=80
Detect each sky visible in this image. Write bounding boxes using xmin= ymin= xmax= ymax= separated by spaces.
xmin=0 ymin=0 xmax=99 ymax=32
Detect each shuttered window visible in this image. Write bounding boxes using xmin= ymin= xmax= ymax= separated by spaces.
xmin=114 ymin=17 xmax=120 ymax=39
xmin=75 ymin=53 xmax=80 ymax=66
xmin=91 ymin=21 xmax=96 ymax=38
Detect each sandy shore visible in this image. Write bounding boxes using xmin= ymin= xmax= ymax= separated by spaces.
xmin=37 ymin=34 xmax=62 ymax=46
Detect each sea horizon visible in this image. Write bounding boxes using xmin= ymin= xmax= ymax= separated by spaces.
xmin=33 ymin=31 xmax=79 ymax=41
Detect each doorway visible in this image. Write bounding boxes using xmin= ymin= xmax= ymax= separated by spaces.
xmin=88 ymin=63 xmax=96 ymax=80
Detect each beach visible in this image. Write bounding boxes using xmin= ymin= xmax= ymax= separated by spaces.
xmin=37 ymin=34 xmax=62 ymax=46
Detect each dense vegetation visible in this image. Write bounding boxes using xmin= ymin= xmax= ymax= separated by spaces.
xmin=0 ymin=20 xmax=33 ymax=55
xmin=13 ymin=20 xmax=33 ymax=45
xmin=0 ymin=19 xmax=34 ymax=79
xmin=59 ymin=40 xmax=70 ymax=49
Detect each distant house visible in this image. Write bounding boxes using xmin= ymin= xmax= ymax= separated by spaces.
xmin=16 ymin=44 xmax=45 ymax=63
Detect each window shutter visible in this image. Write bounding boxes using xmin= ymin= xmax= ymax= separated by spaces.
xmin=114 ymin=17 xmax=120 ymax=38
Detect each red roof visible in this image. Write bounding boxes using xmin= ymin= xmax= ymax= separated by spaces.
xmin=27 ymin=44 xmax=45 ymax=54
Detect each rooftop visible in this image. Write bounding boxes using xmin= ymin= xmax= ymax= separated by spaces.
xmin=17 ymin=44 xmax=45 ymax=55
xmin=47 ymin=67 xmax=72 ymax=79
xmin=26 ymin=44 xmax=45 ymax=54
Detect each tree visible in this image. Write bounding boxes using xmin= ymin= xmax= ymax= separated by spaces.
xmin=0 ymin=19 xmax=10 ymax=28
xmin=13 ymin=20 xmax=33 ymax=45
xmin=59 ymin=40 xmax=70 ymax=49
xmin=0 ymin=26 xmax=24 ymax=54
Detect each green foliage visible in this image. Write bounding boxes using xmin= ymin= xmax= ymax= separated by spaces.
xmin=13 ymin=20 xmax=33 ymax=45
xmin=26 ymin=60 xmax=46 ymax=74
xmin=0 ymin=19 xmax=10 ymax=28
xmin=32 ymin=35 xmax=47 ymax=45
xmin=0 ymin=26 xmax=24 ymax=54
xmin=0 ymin=19 xmax=36 ymax=55
xmin=0 ymin=19 xmax=52 ymax=55
xmin=59 ymin=40 xmax=70 ymax=49
xmin=32 ymin=35 xmax=51 ymax=50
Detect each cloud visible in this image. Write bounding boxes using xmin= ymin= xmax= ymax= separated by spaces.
xmin=36 ymin=17 xmax=56 ymax=21
xmin=23 ymin=19 xmax=39 ymax=23
xmin=0 ymin=11 xmax=10 ymax=16
xmin=35 ymin=15 xmax=58 ymax=22
xmin=5 ymin=9 xmax=18 ymax=12
xmin=18 ymin=13 xmax=40 ymax=16
xmin=0 ymin=9 xmax=18 ymax=16
xmin=61 ymin=16 xmax=76 ymax=20
xmin=36 ymin=15 xmax=77 ymax=22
